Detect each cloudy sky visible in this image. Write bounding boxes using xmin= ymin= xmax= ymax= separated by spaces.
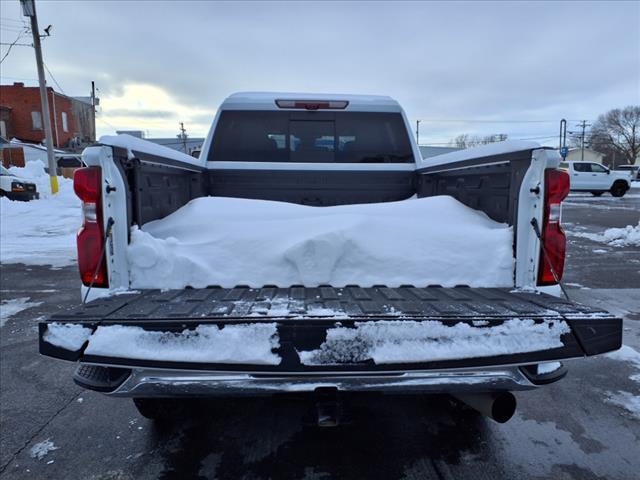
xmin=1 ymin=1 xmax=638 ymax=145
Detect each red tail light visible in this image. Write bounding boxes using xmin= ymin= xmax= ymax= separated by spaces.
xmin=537 ymin=168 xmax=570 ymax=285
xmin=74 ymin=167 xmax=108 ymax=287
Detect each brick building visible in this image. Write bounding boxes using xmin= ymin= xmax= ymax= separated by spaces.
xmin=0 ymin=82 xmax=95 ymax=149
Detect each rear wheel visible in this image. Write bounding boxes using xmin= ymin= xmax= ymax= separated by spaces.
xmin=591 ymin=191 xmax=604 ymax=196
xmin=610 ymin=182 xmax=628 ymax=198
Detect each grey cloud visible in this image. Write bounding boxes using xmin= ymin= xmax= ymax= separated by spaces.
xmin=2 ymin=1 xmax=638 ymax=140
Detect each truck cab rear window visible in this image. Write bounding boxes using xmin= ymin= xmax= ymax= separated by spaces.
xmin=209 ymin=111 xmax=414 ymax=163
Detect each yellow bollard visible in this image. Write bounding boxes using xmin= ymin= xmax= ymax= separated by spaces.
xmin=50 ymin=175 xmax=59 ymax=194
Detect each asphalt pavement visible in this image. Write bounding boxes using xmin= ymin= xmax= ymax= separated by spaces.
xmin=1 ymin=191 xmax=639 ymax=480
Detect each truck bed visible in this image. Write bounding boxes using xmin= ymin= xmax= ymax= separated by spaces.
xmin=40 ymin=286 xmax=621 ymax=373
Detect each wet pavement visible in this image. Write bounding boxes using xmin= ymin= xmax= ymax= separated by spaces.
xmin=1 ymin=191 xmax=639 ymax=479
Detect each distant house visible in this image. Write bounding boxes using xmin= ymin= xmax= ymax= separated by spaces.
xmin=0 ymin=82 xmax=96 ymax=150
xmin=419 ymin=146 xmax=463 ymax=159
xmin=565 ymin=148 xmax=605 ymax=164
xmin=0 ymin=137 xmax=82 ymax=176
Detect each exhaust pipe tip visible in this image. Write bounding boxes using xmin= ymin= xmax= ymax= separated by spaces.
xmin=453 ymin=391 xmax=517 ymax=423
xmin=490 ymin=392 xmax=517 ymax=423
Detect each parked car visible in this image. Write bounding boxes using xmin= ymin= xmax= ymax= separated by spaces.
xmin=39 ymin=93 xmax=621 ymax=425
xmin=614 ymin=164 xmax=640 ymax=180
xmin=0 ymin=165 xmax=39 ymax=201
xmin=558 ymin=160 xmax=632 ymax=197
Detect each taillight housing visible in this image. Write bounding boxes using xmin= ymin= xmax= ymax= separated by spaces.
xmin=275 ymin=99 xmax=349 ymax=110
xmin=74 ymin=167 xmax=108 ymax=287
xmin=537 ymin=168 xmax=570 ymax=285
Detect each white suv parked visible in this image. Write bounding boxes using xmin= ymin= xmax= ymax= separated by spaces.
xmin=559 ymin=161 xmax=632 ymax=197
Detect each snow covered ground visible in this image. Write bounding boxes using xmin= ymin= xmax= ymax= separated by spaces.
xmin=604 ymin=345 xmax=640 ymax=419
xmin=570 ymin=222 xmax=640 ymax=247
xmin=0 ymin=161 xmax=80 ymax=266
xmin=0 ymin=297 xmax=42 ymax=328
xmin=129 ymin=195 xmax=515 ymax=289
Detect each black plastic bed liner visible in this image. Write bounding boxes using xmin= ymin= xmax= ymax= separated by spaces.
xmin=39 ymin=286 xmax=622 ymax=372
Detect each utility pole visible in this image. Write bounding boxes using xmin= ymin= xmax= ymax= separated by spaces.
xmin=91 ymin=81 xmax=96 ymax=142
xmin=21 ymin=0 xmax=58 ymax=194
xmin=179 ymin=122 xmax=187 ymax=153
xmin=416 ymin=120 xmax=421 ymax=145
xmin=576 ymin=120 xmax=591 ymax=161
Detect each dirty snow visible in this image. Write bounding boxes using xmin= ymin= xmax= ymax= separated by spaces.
xmin=29 ymin=439 xmax=59 ymax=460
xmin=0 ymin=297 xmax=42 ymax=327
xmin=43 ymin=323 xmax=93 ymax=351
xmin=0 ymin=161 xmax=80 ymax=266
xmin=128 ymin=195 xmax=514 ymax=289
xmin=570 ymin=222 xmax=640 ymax=247
xmin=298 ymin=318 xmax=570 ymax=365
xmin=605 ymin=391 xmax=640 ymax=419
xmin=603 ymin=345 xmax=640 ymax=418
xmin=84 ymin=323 xmax=281 ymax=365
xmin=606 ymin=345 xmax=640 ymax=383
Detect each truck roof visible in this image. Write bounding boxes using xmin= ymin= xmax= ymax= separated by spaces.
xmin=220 ymin=92 xmax=403 ymax=112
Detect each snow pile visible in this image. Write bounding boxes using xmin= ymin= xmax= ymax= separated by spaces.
xmin=571 ymin=222 xmax=640 ymax=247
xmin=0 ymin=297 xmax=42 ymax=328
xmin=29 ymin=439 xmax=59 ymax=460
xmin=298 ymin=318 xmax=570 ymax=365
xmin=128 ymin=196 xmax=515 ymax=289
xmin=0 ymin=161 xmax=80 ymax=266
xmin=43 ymin=323 xmax=93 ymax=351
xmin=84 ymin=323 xmax=281 ymax=365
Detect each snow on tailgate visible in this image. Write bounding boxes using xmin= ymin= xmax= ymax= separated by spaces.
xmin=128 ymin=195 xmax=514 ymax=289
xmin=298 ymin=319 xmax=571 ymax=365
xmin=83 ymin=323 xmax=281 ymax=365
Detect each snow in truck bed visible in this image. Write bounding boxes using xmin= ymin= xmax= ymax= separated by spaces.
xmin=128 ymin=195 xmax=514 ymax=289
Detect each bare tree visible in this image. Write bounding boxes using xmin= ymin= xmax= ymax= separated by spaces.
xmin=588 ymin=106 xmax=640 ymax=167
xmin=449 ymin=133 xmax=508 ymax=148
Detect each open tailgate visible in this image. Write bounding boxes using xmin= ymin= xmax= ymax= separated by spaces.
xmin=39 ymin=287 xmax=622 ymax=372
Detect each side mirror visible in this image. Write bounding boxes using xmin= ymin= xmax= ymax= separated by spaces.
xmin=606 ymin=169 xmax=610 ymax=175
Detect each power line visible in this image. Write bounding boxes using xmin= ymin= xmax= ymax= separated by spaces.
xmin=0 ymin=27 xmax=29 ymax=64
xmin=43 ymin=61 xmax=65 ymax=94
xmin=0 ymin=42 xmax=32 ymax=47
xmin=1 ymin=17 xmax=29 ymax=24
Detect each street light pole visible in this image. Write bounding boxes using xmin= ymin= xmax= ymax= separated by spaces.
xmin=21 ymin=0 xmax=58 ymax=194
xmin=416 ymin=120 xmax=421 ymax=145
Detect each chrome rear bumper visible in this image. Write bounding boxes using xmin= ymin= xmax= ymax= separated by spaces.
xmin=104 ymin=366 xmax=538 ymax=397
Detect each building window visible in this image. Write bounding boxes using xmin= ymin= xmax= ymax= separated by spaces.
xmin=31 ymin=111 xmax=42 ymax=130
xmin=0 ymin=120 xmax=6 ymax=139
xmin=62 ymin=112 xmax=68 ymax=132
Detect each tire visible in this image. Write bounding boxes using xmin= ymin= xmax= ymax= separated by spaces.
xmin=610 ymin=182 xmax=628 ymax=198
xmin=591 ymin=191 xmax=604 ymax=197
xmin=133 ymin=398 xmax=180 ymax=421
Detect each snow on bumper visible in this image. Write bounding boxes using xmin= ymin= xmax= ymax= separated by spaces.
xmin=298 ymin=319 xmax=571 ymax=366
xmin=39 ymin=314 xmax=620 ymax=373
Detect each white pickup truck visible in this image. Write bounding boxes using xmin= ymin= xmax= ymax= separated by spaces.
xmin=559 ymin=160 xmax=632 ymax=197
xmin=39 ymin=93 xmax=621 ymax=424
